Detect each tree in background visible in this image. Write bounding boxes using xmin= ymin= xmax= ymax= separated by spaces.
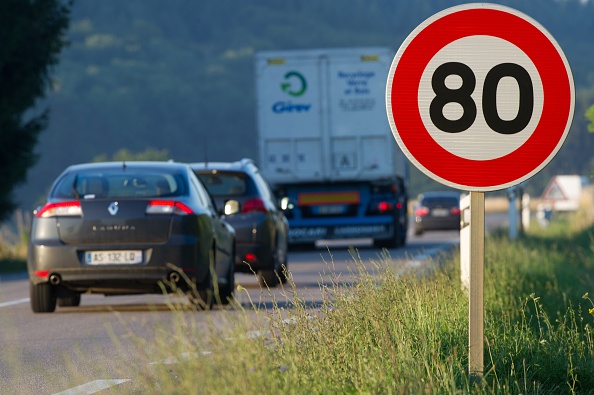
xmin=93 ymin=148 xmax=171 ymax=162
xmin=0 ymin=0 xmax=70 ymax=221
xmin=587 ymin=104 xmax=594 ymax=133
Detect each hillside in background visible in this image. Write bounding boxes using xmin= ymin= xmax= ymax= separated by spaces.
xmin=14 ymin=0 xmax=594 ymax=210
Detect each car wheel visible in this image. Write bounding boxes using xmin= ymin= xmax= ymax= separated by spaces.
xmin=218 ymin=249 xmax=235 ymax=305
xmin=190 ymin=248 xmax=215 ymax=310
xmin=258 ymin=237 xmax=287 ymax=288
xmin=57 ymin=293 xmax=81 ymax=307
xmin=30 ymin=282 xmax=56 ymax=313
xmin=275 ymin=238 xmax=289 ymax=284
xmin=257 ymin=269 xmax=278 ymax=288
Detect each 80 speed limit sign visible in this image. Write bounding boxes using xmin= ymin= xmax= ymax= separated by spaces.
xmin=386 ymin=3 xmax=574 ymax=191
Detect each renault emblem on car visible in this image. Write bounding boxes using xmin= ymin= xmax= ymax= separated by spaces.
xmin=108 ymin=202 xmax=119 ymax=215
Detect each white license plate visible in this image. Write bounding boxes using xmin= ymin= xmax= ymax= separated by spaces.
xmin=317 ymin=205 xmax=345 ymax=215
xmin=85 ymin=250 xmax=142 ymax=265
xmin=431 ymin=208 xmax=449 ymax=217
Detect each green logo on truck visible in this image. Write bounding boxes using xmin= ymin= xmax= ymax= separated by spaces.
xmin=280 ymin=71 xmax=307 ymax=97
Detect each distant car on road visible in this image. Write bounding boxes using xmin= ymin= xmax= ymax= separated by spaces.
xmin=413 ymin=191 xmax=461 ymax=235
xmin=27 ymin=161 xmax=237 ymax=313
xmin=190 ymin=159 xmax=289 ymax=287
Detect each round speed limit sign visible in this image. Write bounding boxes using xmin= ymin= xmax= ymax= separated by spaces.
xmin=386 ymin=4 xmax=574 ymax=191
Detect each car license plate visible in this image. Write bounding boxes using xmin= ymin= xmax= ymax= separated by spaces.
xmin=316 ymin=205 xmax=345 ymax=215
xmin=431 ymin=208 xmax=449 ymax=217
xmin=85 ymin=250 xmax=142 ymax=265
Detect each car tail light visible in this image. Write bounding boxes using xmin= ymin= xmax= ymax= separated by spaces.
xmin=242 ymin=197 xmax=267 ymax=214
xmin=34 ymin=270 xmax=50 ymax=279
xmin=374 ymin=201 xmax=394 ymax=212
xmin=450 ymin=207 xmax=461 ymax=215
xmin=35 ymin=201 xmax=82 ymax=218
xmin=244 ymin=253 xmax=257 ymax=263
xmin=415 ymin=206 xmax=430 ymax=217
xmin=146 ymin=200 xmax=194 ymax=215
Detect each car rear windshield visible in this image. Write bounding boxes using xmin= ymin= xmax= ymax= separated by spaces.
xmin=51 ymin=170 xmax=188 ymax=199
xmin=422 ymin=196 xmax=459 ymax=207
xmin=196 ymin=171 xmax=256 ymax=197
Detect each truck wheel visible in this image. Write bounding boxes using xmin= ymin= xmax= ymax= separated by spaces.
xmin=374 ymin=237 xmax=397 ymax=249
xmin=30 ymin=282 xmax=56 ymax=313
xmin=398 ymin=222 xmax=407 ymax=247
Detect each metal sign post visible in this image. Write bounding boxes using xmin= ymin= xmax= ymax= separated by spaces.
xmin=468 ymin=191 xmax=485 ymax=380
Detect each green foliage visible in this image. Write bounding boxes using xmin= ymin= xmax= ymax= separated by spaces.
xmin=587 ymin=104 xmax=594 ymax=133
xmin=0 ymin=0 xmax=70 ymax=221
xmin=92 ymin=147 xmax=170 ymax=162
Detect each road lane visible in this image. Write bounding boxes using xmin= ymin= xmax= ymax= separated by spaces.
xmin=0 ymin=213 xmax=507 ymax=394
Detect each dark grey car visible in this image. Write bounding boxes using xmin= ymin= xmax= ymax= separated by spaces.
xmin=413 ymin=191 xmax=461 ymax=235
xmin=27 ymin=161 xmax=237 ymax=313
xmin=190 ymin=159 xmax=289 ymax=287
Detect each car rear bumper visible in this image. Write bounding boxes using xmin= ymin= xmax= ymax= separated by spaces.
xmin=27 ymin=240 xmax=205 ymax=293
xmin=415 ymin=216 xmax=460 ymax=231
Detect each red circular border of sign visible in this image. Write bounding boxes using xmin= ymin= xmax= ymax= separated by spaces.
xmin=388 ymin=6 xmax=573 ymax=190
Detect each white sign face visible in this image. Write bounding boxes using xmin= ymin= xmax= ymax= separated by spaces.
xmin=386 ymin=4 xmax=575 ymax=191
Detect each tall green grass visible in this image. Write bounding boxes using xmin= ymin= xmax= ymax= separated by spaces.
xmin=110 ymin=207 xmax=594 ymax=394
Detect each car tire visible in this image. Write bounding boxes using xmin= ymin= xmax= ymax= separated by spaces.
xmin=57 ymin=293 xmax=81 ymax=307
xmin=30 ymin=282 xmax=56 ymax=313
xmin=257 ymin=269 xmax=279 ymax=288
xmin=275 ymin=237 xmax=289 ymax=285
xmin=258 ymin=237 xmax=288 ymax=288
xmin=190 ymin=248 xmax=215 ymax=310
xmin=218 ymin=250 xmax=235 ymax=305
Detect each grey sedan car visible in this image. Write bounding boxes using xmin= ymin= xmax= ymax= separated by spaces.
xmin=27 ymin=161 xmax=237 ymax=313
xmin=190 ymin=159 xmax=289 ymax=287
xmin=413 ymin=191 xmax=461 ymax=235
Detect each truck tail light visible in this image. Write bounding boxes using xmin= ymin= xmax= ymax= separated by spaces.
xmin=415 ymin=206 xmax=430 ymax=217
xmin=146 ymin=200 xmax=194 ymax=215
xmin=375 ymin=201 xmax=394 ymax=212
xmin=36 ymin=201 xmax=82 ymax=218
xmin=242 ymin=198 xmax=267 ymax=214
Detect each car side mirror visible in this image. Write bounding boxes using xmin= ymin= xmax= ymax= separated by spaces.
xmin=223 ymin=200 xmax=240 ymax=216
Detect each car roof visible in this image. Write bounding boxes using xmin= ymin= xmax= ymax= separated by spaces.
xmin=188 ymin=158 xmax=257 ymax=173
xmin=418 ymin=191 xmax=461 ymax=199
xmin=64 ymin=161 xmax=190 ymax=173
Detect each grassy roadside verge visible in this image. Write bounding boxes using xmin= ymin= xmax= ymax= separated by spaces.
xmin=103 ymin=208 xmax=594 ymax=394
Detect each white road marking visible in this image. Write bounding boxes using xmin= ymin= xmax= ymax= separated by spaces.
xmin=53 ymin=379 xmax=130 ymax=395
xmin=149 ymin=351 xmax=211 ymax=365
xmin=0 ymin=298 xmax=29 ymax=308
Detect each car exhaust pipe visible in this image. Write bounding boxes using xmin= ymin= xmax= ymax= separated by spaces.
xmin=49 ymin=274 xmax=61 ymax=285
xmin=168 ymin=272 xmax=180 ymax=283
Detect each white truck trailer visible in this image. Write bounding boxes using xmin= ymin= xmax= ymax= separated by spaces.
xmin=254 ymin=47 xmax=409 ymax=248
